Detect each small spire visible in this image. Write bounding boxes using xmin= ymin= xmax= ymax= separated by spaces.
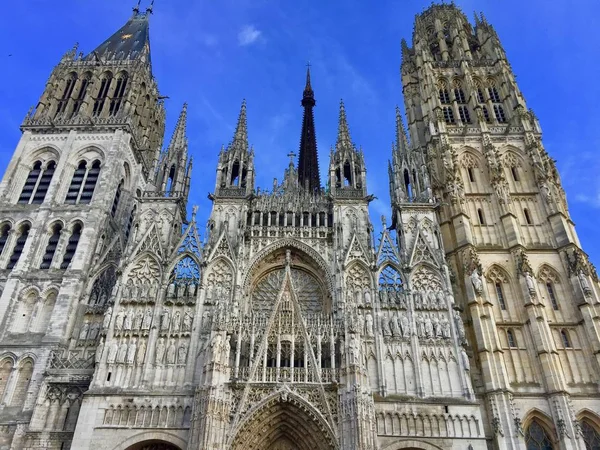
xmin=305 ymin=62 xmax=312 ymax=91
xmin=168 ymin=103 xmax=188 ymax=151
xmin=133 ymin=0 xmax=141 ymax=15
xmin=146 ymin=0 xmax=155 ymax=14
xmin=395 ymin=106 xmax=409 ymax=154
xmin=229 ymin=99 xmax=248 ymax=151
xmin=336 ymin=100 xmax=352 ymax=151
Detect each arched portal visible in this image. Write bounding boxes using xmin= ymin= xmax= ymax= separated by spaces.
xmin=124 ymin=441 xmax=181 ymax=450
xmin=230 ymin=394 xmax=336 ymax=450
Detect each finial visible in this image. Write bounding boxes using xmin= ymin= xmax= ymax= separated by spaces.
xmin=287 ymin=151 xmax=297 ymax=166
xmin=146 ymin=0 xmax=155 ymax=14
xmin=133 ymin=0 xmax=141 ymax=15
xmin=192 ymin=205 xmax=198 ymax=220
xmin=305 ymin=61 xmax=312 ymax=91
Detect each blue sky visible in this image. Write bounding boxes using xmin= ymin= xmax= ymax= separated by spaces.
xmin=1 ymin=0 xmax=599 ymax=266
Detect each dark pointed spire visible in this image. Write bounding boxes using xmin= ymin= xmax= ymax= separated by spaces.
xmin=88 ymin=6 xmax=152 ymax=64
xmin=167 ymin=103 xmax=188 ymax=151
xmin=146 ymin=0 xmax=155 ymax=14
xmin=228 ymin=99 xmax=248 ymax=152
xmin=336 ymin=100 xmax=352 ymax=151
xmin=298 ymin=64 xmax=320 ymax=192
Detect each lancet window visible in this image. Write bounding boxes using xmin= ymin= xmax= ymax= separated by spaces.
xmin=40 ymin=223 xmax=62 ymax=269
xmin=525 ymin=420 xmax=554 ymax=450
xmin=65 ymin=160 xmax=101 ymax=204
xmin=19 ymin=160 xmax=56 ymax=204
xmin=7 ymin=223 xmax=30 ymax=270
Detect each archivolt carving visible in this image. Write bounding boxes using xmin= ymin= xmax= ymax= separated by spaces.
xmin=243 ymin=239 xmax=333 ymax=294
xmin=376 ymin=411 xmax=481 ymax=439
xmin=128 ymin=256 xmax=161 ymax=284
xmin=205 ymin=258 xmax=233 ymax=303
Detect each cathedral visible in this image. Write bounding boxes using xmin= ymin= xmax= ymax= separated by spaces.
xmin=0 ymin=2 xmax=598 ymax=450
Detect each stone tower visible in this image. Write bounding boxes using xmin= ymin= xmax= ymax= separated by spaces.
xmin=0 ymin=3 xmax=599 ymax=450
xmin=401 ymin=3 xmax=600 ymax=450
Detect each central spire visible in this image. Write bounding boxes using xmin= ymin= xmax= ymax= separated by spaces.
xmin=297 ymin=64 xmax=321 ymax=193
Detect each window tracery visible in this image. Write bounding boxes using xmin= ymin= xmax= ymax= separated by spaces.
xmin=525 ymin=419 xmax=554 ymax=450
xmin=89 ymin=267 xmax=117 ymax=306
xmin=252 ymin=268 xmax=324 ymax=314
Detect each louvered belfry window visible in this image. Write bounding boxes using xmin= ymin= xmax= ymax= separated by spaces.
xmin=61 ymin=224 xmax=82 ymax=269
xmin=65 ymin=160 xmax=101 ymax=205
xmin=40 ymin=224 xmax=62 ymax=269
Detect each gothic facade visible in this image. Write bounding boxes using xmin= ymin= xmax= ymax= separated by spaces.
xmin=0 ymin=3 xmax=598 ymax=450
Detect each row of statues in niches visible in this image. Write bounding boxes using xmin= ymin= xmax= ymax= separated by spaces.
xmin=96 ymin=335 xmax=190 ymax=366
xmin=346 ymin=287 xmax=452 ymax=311
xmin=120 ymin=281 xmax=199 ymax=305
xmin=104 ymin=304 xmax=194 ymax=337
xmin=348 ymin=307 xmax=466 ymax=343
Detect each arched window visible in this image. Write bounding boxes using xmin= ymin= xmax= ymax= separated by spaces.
xmin=55 ymin=73 xmax=77 ymax=116
xmin=88 ymin=267 xmax=117 ymax=306
xmin=403 ymin=169 xmax=412 ymax=199
xmin=9 ymin=360 xmax=33 ymax=407
xmin=93 ymin=73 xmax=113 ymax=116
xmin=511 ymin=166 xmax=520 ymax=182
xmin=477 ymin=208 xmax=485 ymax=225
xmin=378 ymin=265 xmax=403 ymax=304
xmin=488 ymin=86 xmax=501 ymax=103
xmin=454 ymin=87 xmax=466 ymax=104
xmin=7 ymin=223 xmax=30 ymax=270
xmin=0 ymin=223 xmax=11 ymax=256
xmin=168 ymin=256 xmax=201 ymax=298
xmin=525 ymin=419 xmax=554 ymax=450
xmin=495 ymin=282 xmax=506 ymax=310
xmin=458 ymin=105 xmax=471 ymax=123
xmin=72 ymin=72 xmax=91 ymax=117
xmin=61 ymin=223 xmax=82 ymax=269
xmin=467 ymin=167 xmax=476 ymax=183
xmin=442 ymin=106 xmax=455 ymax=124
xmin=111 ymin=180 xmax=123 ymax=218
xmin=481 ymin=106 xmax=491 ymax=123
xmin=40 ymin=223 xmax=62 ymax=269
xmin=494 ymin=105 xmax=507 ymax=123
xmin=476 ymin=88 xmax=486 ymax=103
xmin=109 ymin=72 xmax=128 ymax=116
xmin=343 ymin=161 xmax=352 ymax=186
xmin=125 ymin=206 xmax=136 ymax=241
xmin=19 ymin=160 xmax=57 ymax=205
xmin=524 ymin=208 xmax=533 ymax=225
xmin=560 ymin=329 xmax=571 ymax=348
xmin=65 ymin=160 xmax=101 ymax=204
xmin=439 ymin=88 xmax=451 ymax=104
xmin=0 ymin=359 xmax=14 ymax=402
xmin=507 ymin=329 xmax=517 ymax=348
xmin=166 ymin=165 xmax=176 ymax=193
xmin=546 ymin=282 xmax=558 ymax=310
xmin=581 ymin=420 xmax=600 ymax=450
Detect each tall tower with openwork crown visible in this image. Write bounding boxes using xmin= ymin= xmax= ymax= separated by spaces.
xmin=399 ymin=3 xmax=600 ymax=450
xmin=0 ymin=3 xmax=599 ymax=450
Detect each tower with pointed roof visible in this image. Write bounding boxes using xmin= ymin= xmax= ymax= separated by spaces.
xmin=0 ymin=2 xmax=598 ymax=450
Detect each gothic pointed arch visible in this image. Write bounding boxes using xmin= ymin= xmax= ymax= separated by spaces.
xmin=112 ymin=431 xmax=186 ymax=450
xmin=131 ymin=223 xmax=164 ymax=260
xmin=207 ymin=229 xmax=234 ymax=262
xmin=522 ymin=409 xmax=558 ymax=450
xmin=166 ymin=253 xmax=201 ymax=299
xmin=228 ymin=389 xmax=337 ymax=450
xmin=344 ymin=232 xmax=370 ymax=267
xmin=87 ymin=264 xmax=118 ymax=306
xmin=377 ymin=228 xmax=400 ymax=265
xmin=242 ymin=238 xmax=334 ymax=295
xmin=409 ymin=264 xmax=443 ymax=292
xmin=381 ymin=438 xmax=444 ymax=450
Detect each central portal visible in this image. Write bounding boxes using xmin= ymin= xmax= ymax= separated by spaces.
xmin=230 ymin=394 xmax=335 ymax=450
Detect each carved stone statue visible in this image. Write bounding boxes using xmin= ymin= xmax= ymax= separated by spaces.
xmin=578 ymin=270 xmax=591 ymax=293
xmin=401 ymin=315 xmax=410 ymax=338
xmin=178 ymin=342 xmax=188 ymax=365
xmin=107 ymin=342 xmax=118 ymax=364
xmin=172 ymin=311 xmax=181 ymax=332
xmin=433 ymin=315 xmax=442 ymax=338
xmin=381 ymin=315 xmax=392 ymax=336
xmin=470 ymin=269 xmax=483 ymax=295
xmin=183 ymin=308 xmax=193 ymax=332
xmin=364 ymin=289 xmax=372 ymax=305
xmin=95 ymin=337 xmax=105 ymax=364
xmin=223 ymin=335 xmax=231 ymax=366
xmin=416 ymin=314 xmax=425 ymax=338
xmin=348 ymin=333 xmax=361 ymax=365
xmin=524 ymin=271 xmax=535 ymax=294
xmin=391 ymin=315 xmax=401 ymax=337
xmin=117 ymin=342 xmax=128 ymax=364
xmin=365 ymin=313 xmax=374 ymax=337
xmin=454 ymin=310 xmax=466 ymax=343
xmin=123 ymin=311 xmax=132 ymax=331
xmin=142 ymin=308 xmax=153 ymax=330
xmin=210 ymin=334 xmax=223 ymax=364
xmin=134 ymin=309 xmax=143 ymax=330
xmin=115 ymin=308 xmax=125 ymax=331
xmin=89 ymin=322 xmax=100 ymax=341
xmin=441 ymin=315 xmax=451 ymax=338
xmin=103 ymin=306 xmax=113 ymax=330
xmin=126 ymin=339 xmax=137 ymax=364
xmin=160 ymin=309 xmax=170 ymax=331
xmin=136 ymin=340 xmax=146 ymax=365
xmin=424 ymin=315 xmax=433 ymax=338
xmin=155 ymin=338 xmax=166 ymax=364
xmin=79 ymin=321 xmax=90 ymax=340
xmin=461 ymin=348 xmax=470 ymax=371
xmin=166 ymin=340 xmax=176 ymax=364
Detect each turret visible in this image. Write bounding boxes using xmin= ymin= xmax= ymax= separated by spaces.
xmin=328 ymin=100 xmax=367 ymax=198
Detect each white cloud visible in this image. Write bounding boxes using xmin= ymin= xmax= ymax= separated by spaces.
xmin=238 ymin=25 xmax=262 ymax=46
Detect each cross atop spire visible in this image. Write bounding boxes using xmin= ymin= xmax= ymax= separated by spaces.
xmin=146 ymin=0 xmax=155 ymax=14
xmin=133 ymin=0 xmax=141 ymax=15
